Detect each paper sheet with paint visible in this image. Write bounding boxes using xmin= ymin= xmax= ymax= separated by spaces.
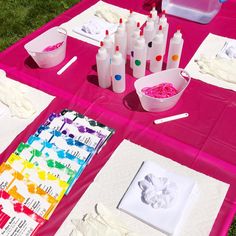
xmin=35 ymin=127 xmax=95 ymax=163
xmin=61 ymin=109 xmax=115 ymax=144
xmin=0 ymin=163 xmax=58 ymax=220
xmin=21 ymin=137 xmax=77 ymax=188
xmin=15 ymin=141 xmax=85 ymax=193
xmin=6 ymin=153 xmax=68 ymax=201
xmin=43 ymin=113 xmax=106 ymax=151
xmin=0 ymin=190 xmax=45 ymax=236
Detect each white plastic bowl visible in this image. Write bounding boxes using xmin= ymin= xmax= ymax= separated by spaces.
xmin=24 ymin=27 xmax=67 ymax=68
xmin=134 ymin=68 xmax=191 ymax=112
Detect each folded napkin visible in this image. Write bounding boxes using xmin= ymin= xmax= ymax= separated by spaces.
xmin=118 ymin=160 xmax=196 ymax=235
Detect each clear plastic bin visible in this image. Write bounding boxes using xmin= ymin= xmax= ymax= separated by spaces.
xmin=162 ymin=0 xmax=224 ymax=24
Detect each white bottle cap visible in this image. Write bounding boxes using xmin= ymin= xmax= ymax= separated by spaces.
xmin=104 ymin=30 xmax=112 ymax=44
xmin=153 ymin=25 xmax=164 ymax=43
xmin=159 ymin=10 xmax=167 ymax=26
xmin=127 ymin=9 xmax=135 ymax=23
xmin=97 ymin=42 xmax=108 ymax=59
xmin=173 ymin=27 xmax=182 ymax=43
xmin=134 ymin=31 xmax=145 ymax=48
xmin=150 ymin=3 xmax=158 ymax=19
xmin=112 ymin=46 xmax=123 ymax=63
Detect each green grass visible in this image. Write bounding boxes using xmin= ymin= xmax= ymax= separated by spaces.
xmin=0 ymin=0 xmax=235 ymax=235
xmin=0 ymin=0 xmax=78 ymax=51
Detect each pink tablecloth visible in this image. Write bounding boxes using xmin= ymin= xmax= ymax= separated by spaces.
xmin=0 ymin=0 xmax=236 ymax=235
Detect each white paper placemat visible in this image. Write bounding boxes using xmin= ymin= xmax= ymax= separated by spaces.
xmin=56 ymin=140 xmax=229 ymax=236
xmin=185 ymin=33 xmax=236 ymax=91
xmin=60 ymin=1 xmax=147 ymax=46
xmin=0 ymin=76 xmax=54 ymax=154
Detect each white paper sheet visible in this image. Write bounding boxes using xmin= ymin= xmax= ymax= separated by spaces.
xmin=60 ymin=1 xmax=147 ymax=46
xmin=0 ymin=75 xmax=54 ymax=154
xmin=185 ymin=33 xmax=236 ymax=91
xmin=56 ymin=140 xmax=229 ymax=236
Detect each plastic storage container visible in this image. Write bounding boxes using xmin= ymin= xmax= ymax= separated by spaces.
xmin=162 ymin=0 xmax=223 ymax=24
xmin=24 ymin=27 xmax=67 ymax=68
xmin=134 ymin=68 xmax=191 ymax=112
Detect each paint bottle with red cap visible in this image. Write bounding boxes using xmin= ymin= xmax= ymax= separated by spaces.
xmin=130 ymin=22 xmax=141 ymax=69
xmin=133 ymin=31 xmax=147 ymax=78
xmin=96 ymin=41 xmax=111 ymax=88
xmin=158 ymin=10 xmax=169 ymax=54
xmin=144 ymin=13 xmax=155 ymax=60
xmin=150 ymin=3 xmax=159 ymax=28
xmin=115 ymin=18 xmax=127 ymax=61
xmin=150 ymin=25 xmax=164 ymax=72
xmin=111 ymin=46 xmax=126 ymax=93
xmin=166 ymin=27 xmax=184 ymax=69
xmin=103 ymin=30 xmax=114 ymax=59
xmin=126 ymin=10 xmax=137 ymax=57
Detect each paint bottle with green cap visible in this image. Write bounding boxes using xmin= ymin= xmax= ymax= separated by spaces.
xmin=133 ymin=31 xmax=147 ymax=78
xmin=111 ymin=46 xmax=126 ymax=93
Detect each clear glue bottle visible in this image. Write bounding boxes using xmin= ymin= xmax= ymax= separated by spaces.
xmin=144 ymin=13 xmax=155 ymax=60
xmin=150 ymin=25 xmax=164 ymax=72
xmin=114 ymin=18 xmax=127 ymax=62
xmin=130 ymin=22 xmax=140 ymax=69
xmin=150 ymin=3 xmax=159 ymax=28
xmin=133 ymin=31 xmax=147 ymax=78
xmin=111 ymin=46 xmax=126 ymax=93
xmin=96 ymin=42 xmax=111 ymax=88
xmin=166 ymin=27 xmax=184 ymax=69
xmin=126 ymin=10 xmax=136 ymax=57
xmin=103 ymin=30 xmax=114 ymax=59
xmin=158 ymin=10 xmax=169 ymax=54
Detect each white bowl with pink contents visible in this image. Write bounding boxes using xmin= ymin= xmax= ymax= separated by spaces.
xmin=24 ymin=27 xmax=67 ymax=68
xmin=134 ymin=68 xmax=191 ymax=112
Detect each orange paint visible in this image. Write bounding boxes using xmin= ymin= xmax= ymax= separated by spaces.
xmin=172 ymin=54 xmax=179 ymax=61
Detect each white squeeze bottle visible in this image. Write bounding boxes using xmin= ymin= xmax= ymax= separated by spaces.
xmin=133 ymin=31 xmax=147 ymax=78
xmin=150 ymin=25 xmax=164 ymax=72
xmin=96 ymin=41 xmax=111 ymax=88
xmin=144 ymin=13 xmax=155 ymax=60
xmin=158 ymin=10 xmax=169 ymax=54
xmin=114 ymin=18 xmax=127 ymax=61
xmin=166 ymin=27 xmax=184 ymax=69
xmin=150 ymin=3 xmax=159 ymax=28
xmin=103 ymin=30 xmax=114 ymax=58
xmin=130 ymin=22 xmax=140 ymax=69
xmin=126 ymin=10 xmax=136 ymax=57
xmin=111 ymin=46 xmax=126 ymax=93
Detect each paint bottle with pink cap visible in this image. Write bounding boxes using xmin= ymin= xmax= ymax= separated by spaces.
xmin=150 ymin=25 xmax=164 ymax=72
xmin=126 ymin=10 xmax=137 ymax=57
xmin=166 ymin=27 xmax=184 ymax=69
xmin=103 ymin=30 xmax=114 ymax=59
xmin=111 ymin=46 xmax=126 ymax=93
xmin=114 ymin=18 xmax=127 ymax=61
xmin=130 ymin=22 xmax=140 ymax=69
xmin=133 ymin=31 xmax=147 ymax=78
xmin=96 ymin=42 xmax=111 ymax=88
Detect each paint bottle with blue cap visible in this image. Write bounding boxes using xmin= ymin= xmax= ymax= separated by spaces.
xmin=111 ymin=46 xmax=126 ymax=93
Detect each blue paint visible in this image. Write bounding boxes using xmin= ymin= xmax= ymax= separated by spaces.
xmin=115 ymin=74 xmax=122 ymax=81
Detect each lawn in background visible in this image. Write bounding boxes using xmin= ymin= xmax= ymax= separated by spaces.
xmin=0 ymin=0 xmax=235 ymax=235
